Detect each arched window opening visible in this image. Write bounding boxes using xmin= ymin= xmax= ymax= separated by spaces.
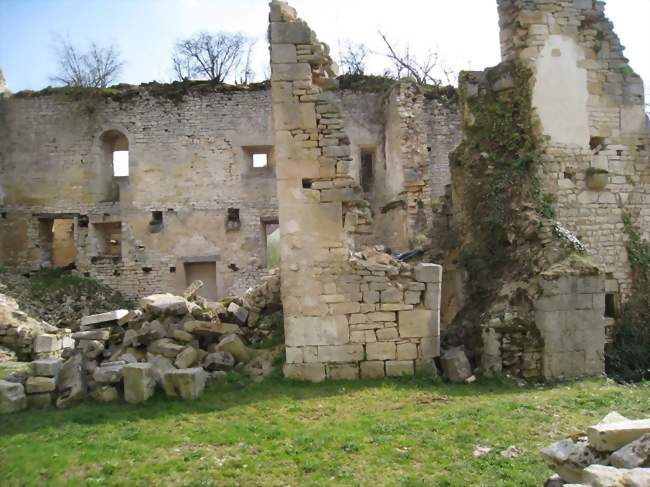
xmin=101 ymin=130 xmax=129 ymax=177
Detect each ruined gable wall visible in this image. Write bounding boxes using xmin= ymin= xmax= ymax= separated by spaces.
xmin=498 ymin=0 xmax=650 ymax=299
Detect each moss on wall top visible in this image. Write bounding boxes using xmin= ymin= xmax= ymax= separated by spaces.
xmin=11 ymin=79 xmax=272 ymax=103
xmin=337 ymin=73 xmax=458 ymax=104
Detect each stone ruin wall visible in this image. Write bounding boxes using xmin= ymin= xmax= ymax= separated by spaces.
xmin=0 ymin=83 xmax=460 ymax=305
xmin=270 ymin=1 xmax=442 ymax=381
xmin=498 ymin=0 xmax=650 ymax=301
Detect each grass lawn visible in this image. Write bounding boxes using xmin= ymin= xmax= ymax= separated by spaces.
xmin=1 ymin=375 xmax=648 ymax=486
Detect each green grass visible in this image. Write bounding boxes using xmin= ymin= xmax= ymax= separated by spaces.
xmin=1 ymin=377 xmax=648 ymax=486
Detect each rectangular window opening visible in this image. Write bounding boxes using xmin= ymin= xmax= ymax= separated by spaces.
xmin=605 ymin=293 xmax=618 ymax=318
xmin=149 ymin=211 xmax=163 ymax=233
xmin=226 ymin=208 xmax=241 ymax=231
xmin=253 ymin=153 xmax=268 ymax=168
xmin=263 ymin=219 xmax=280 ymax=269
xmin=360 ymin=148 xmax=375 ymax=193
xmin=184 ymin=261 xmax=218 ymax=301
xmin=113 ymin=150 xmax=129 ymax=177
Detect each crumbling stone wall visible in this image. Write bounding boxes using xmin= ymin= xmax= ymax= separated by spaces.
xmin=270 ymin=0 xmax=441 ymax=381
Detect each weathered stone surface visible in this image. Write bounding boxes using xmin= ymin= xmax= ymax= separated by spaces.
xmin=440 ymin=348 xmax=472 ymax=383
xmin=123 ymin=363 xmax=156 ymax=404
xmin=541 ymin=438 xmax=608 ymax=483
xmin=610 ymin=433 xmax=650 ymax=468
xmin=581 ymin=465 xmax=626 ymax=486
xmin=147 ymin=338 xmax=185 ymax=359
xmin=360 ymin=361 xmax=385 ymax=379
xmin=80 ymin=310 xmax=128 ymax=328
xmin=25 ymin=376 xmax=56 ymax=394
xmin=91 ymin=386 xmax=119 ymax=402
xmin=203 ymin=351 xmax=235 ymax=371
xmin=398 ymin=309 xmax=435 ymax=338
xmin=227 ymin=302 xmax=249 ymax=325
xmin=623 ymin=468 xmax=650 ymax=487
xmin=174 ymin=346 xmax=198 ymax=369
xmin=386 ymin=360 xmax=414 ymax=377
xmin=93 ymin=363 xmax=124 ymax=384
xmin=327 ymin=363 xmax=359 ymax=380
xmin=140 ymin=294 xmax=190 ymax=316
xmin=414 ymin=263 xmax=442 ymax=283
xmin=0 ymin=380 xmax=27 ymax=414
xmin=162 ymin=368 xmax=207 ymax=400
xmin=72 ymin=329 xmax=110 ymax=341
xmin=33 ymin=334 xmax=61 ymax=353
xmin=146 ymin=354 xmax=175 ymax=384
xmin=26 ymin=392 xmax=53 ymax=409
xmin=587 ymin=419 xmax=650 ymax=452
xmin=216 ymin=334 xmax=252 ymax=363
xmin=31 ymin=358 xmax=63 ymax=378
xmin=283 ymin=363 xmax=326 ymax=382
xmin=318 ymin=344 xmax=363 ymax=362
xmin=78 ymin=339 xmax=105 ymax=359
xmin=366 ymin=342 xmax=396 ymax=361
xmin=56 ymin=353 xmax=87 ymax=408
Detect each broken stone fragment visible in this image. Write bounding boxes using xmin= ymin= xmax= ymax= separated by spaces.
xmin=183 ymin=280 xmax=204 ymax=300
xmin=31 ymin=358 xmax=63 ymax=378
xmin=147 ymin=338 xmax=185 ymax=359
xmin=140 ymin=294 xmax=190 ymax=316
xmin=440 ymin=347 xmax=472 ymax=383
xmin=133 ymin=320 xmax=168 ymax=345
xmin=541 ymin=438 xmax=609 ymax=483
xmin=123 ymin=363 xmax=156 ymax=404
xmin=581 ymin=465 xmax=650 ymax=486
xmin=183 ymin=320 xmax=222 ymax=337
xmin=56 ymin=352 xmax=87 ymax=408
xmin=146 ymin=353 xmax=175 ymax=384
xmin=117 ymin=309 xmax=142 ymax=326
xmin=216 ymin=334 xmax=252 ymax=364
xmin=174 ymin=346 xmax=198 ymax=369
xmin=25 ymin=376 xmax=56 ymax=394
xmin=610 ymin=433 xmax=650 ymax=468
xmin=80 ymin=310 xmax=129 ymax=328
xmin=162 ymin=368 xmax=207 ymax=401
xmin=91 ymin=385 xmax=119 ymax=402
xmin=93 ymin=363 xmax=124 ymax=384
xmin=587 ymin=419 xmax=650 ymax=452
xmin=172 ymin=329 xmax=194 ymax=343
xmin=227 ymin=302 xmax=249 ymax=325
xmin=77 ymin=339 xmax=104 ymax=360
xmin=203 ymin=351 xmax=235 ymax=371
xmin=72 ymin=329 xmax=110 ymax=341
xmin=414 ymin=263 xmax=442 ymax=283
xmin=0 ymin=379 xmax=27 ymax=414
xmin=33 ymin=334 xmax=61 ymax=353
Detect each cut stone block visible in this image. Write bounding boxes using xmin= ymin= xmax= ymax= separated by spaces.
xmin=587 ymin=419 xmax=650 ymax=452
xmin=147 ymin=354 xmax=175 ymax=384
xmin=283 ymin=363 xmax=326 ymax=382
xmin=25 ymin=376 xmax=56 ymax=394
xmin=80 ymin=310 xmax=128 ymax=328
xmin=123 ymin=363 xmax=156 ymax=404
xmin=162 ymin=368 xmax=207 ymax=400
xmin=174 ymin=346 xmax=198 ymax=369
xmin=610 ymin=433 xmax=650 ymax=468
xmin=0 ymin=380 xmax=27 ymax=414
xmin=33 ymin=334 xmax=61 ymax=353
xmin=91 ymin=386 xmax=119 ymax=402
xmin=203 ymin=351 xmax=235 ymax=371
xmin=326 ymin=363 xmax=359 ymax=380
xmin=140 ymin=294 xmax=190 ymax=316
xmin=285 ymin=315 xmax=349 ymax=346
xmin=318 ymin=344 xmax=364 ymax=362
xmin=414 ymin=263 xmax=442 ymax=283
xmin=78 ymin=339 xmax=104 ymax=359
xmin=31 ymin=358 xmax=63 ymax=378
xmin=366 ymin=342 xmax=396 ymax=361
xmin=398 ymin=309 xmax=435 ymax=338
xmin=227 ymin=302 xmax=249 ymax=325
xmin=93 ymin=363 xmax=124 ymax=384
xmin=26 ymin=392 xmax=53 ymax=409
xmin=541 ymin=438 xmax=608 ymax=483
xmin=360 ymin=361 xmax=385 ymax=379
xmin=216 ymin=334 xmax=252 ymax=363
xmin=440 ymin=348 xmax=472 ymax=383
xmin=147 ymin=338 xmax=185 ymax=359
xmin=386 ymin=360 xmax=414 ymax=377
xmin=56 ymin=353 xmax=87 ymax=408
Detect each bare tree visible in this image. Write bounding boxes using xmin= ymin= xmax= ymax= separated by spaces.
xmin=339 ymin=41 xmax=369 ymax=76
xmin=51 ymin=37 xmax=123 ymax=88
xmin=172 ymin=31 xmax=252 ymax=84
xmin=237 ymin=38 xmax=257 ymax=84
xmin=379 ymin=32 xmax=454 ymax=85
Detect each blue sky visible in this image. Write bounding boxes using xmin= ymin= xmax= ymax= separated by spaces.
xmin=0 ymin=0 xmax=648 ymax=93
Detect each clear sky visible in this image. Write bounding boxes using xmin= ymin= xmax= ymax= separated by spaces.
xmin=0 ymin=0 xmax=648 ymax=94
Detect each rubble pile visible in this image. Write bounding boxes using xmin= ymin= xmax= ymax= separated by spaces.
xmin=0 ymin=271 xmax=282 ymax=412
xmin=542 ymin=412 xmax=650 ymax=486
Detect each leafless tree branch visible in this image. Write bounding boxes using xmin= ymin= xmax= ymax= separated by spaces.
xmin=379 ymin=31 xmax=444 ymax=86
xmin=339 ymin=41 xmax=369 ymax=76
xmin=50 ymin=36 xmax=123 ymax=88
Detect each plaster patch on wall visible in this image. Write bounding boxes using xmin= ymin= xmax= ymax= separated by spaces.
xmin=533 ymin=35 xmax=589 ymax=147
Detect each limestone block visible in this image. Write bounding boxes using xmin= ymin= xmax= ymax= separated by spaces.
xmin=376 ymin=328 xmax=398 ymax=340
xmin=404 ymin=291 xmax=421 ymax=305
xmin=622 ymin=468 xmax=650 ymax=487
xmin=273 ymin=102 xmax=316 ymax=131
xmin=360 ymin=361 xmax=385 ymax=379
xmin=541 ymin=438 xmax=608 ymax=484
xmin=283 ymin=363 xmax=326 ymax=382
xmin=415 ymin=358 xmax=437 ymax=377
xmin=27 ymin=392 xmax=53 ymax=409
xmin=386 ymin=360 xmax=414 ymax=377
xmin=440 ymin=348 xmax=472 ymax=383
xmin=33 ymin=334 xmax=61 ymax=353
xmin=587 ymin=419 xmax=650 ymax=452
xmin=380 ymin=287 xmax=403 ymax=304
xmin=424 ymin=283 xmax=441 ymax=310
xmin=317 ymin=344 xmax=364 ymax=362
xmin=419 ymin=336 xmax=440 ymax=359
xmin=271 ymin=44 xmax=298 ymax=63
xmin=25 ymin=376 xmax=56 ymax=394
xmin=285 ymin=315 xmax=349 ymax=346
xmin=270 ymin=21 xmax=312 ymax=44
xmin=147 ymin=338 xmax=185 ymax=359
xmin=140 ymin=294 xmax=190 ymax=316
xmin=581 ymin=465 xmax=626 ymax=486
xmin=366 ymin=342 xmax=396 ymax=361
xmin=146 ymin=354 xmax=175 ymax=384
xmin=173 ymin=330 xmax=195 ymax=343
xmin=285 ymin=347 xmax=303 ymax=364
xmin=368 ymin=312 xmax=395 ymax=322
xmin=80 ymin=310 xmax=128 ymax=328
xmin=203 ymin=351 xmax=235 ymax=371
xmin=31 ymin=358 xmax=63 ymax=378
xmin=610 ymin=433 xmax=650 ymax=468
xmin=398 ymin=309 xmax=435 ymax=338
xmin=123 ymin=363 xmax=156 ymax=404
xmin=163 ymin=368 xmax=207 ymax=400
xmin=397 ymin=342 xmax=418 ymax=360
xmin=174 ymin=346 xmax=198 ymax=369
xmin=414 ymin=263 xmax=442 ymax=283
xmin=327 ymin=363 xmax=359 ymax=380
xmin=272 ymin=63 xmax=311 ymax=82
xmin=216 ymin=334 xmax=253 ymax=363
xmin=91 ymin=386 xmax=119 ymax=402
xmin=93 ymin=363 xmax=124 ymax=384
xmin=539 ymin=276 xmax=572 ymax=296
xmin=269 ymin=1 xmax=297 ymax=22
xmin=329 ymin=302 xmax=360 ymax=314
xmin=72 ymin=329 xmax=110 ymax=341
xmin=227 ymin=302 xmax=249 ymax=325
xmin=56 ymin=353 xmax=87 ymax=408
xmin=0 ymin=380 xmax=27 ymax=414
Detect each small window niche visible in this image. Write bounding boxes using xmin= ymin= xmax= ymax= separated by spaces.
xmin=92 ymin=222 xmax=122 ymax=260
xmin=226 ymin=208 xmax=241 ymax=231
xmin=149 ymin=211 xmax=163 ymax=233
xmin=360 ymin=147 xmax=375 ymax=193
xmin=243 ymin=146 xmax=272 ymax=173
xmin=604 ymin=293 xmax=620 ymax=319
